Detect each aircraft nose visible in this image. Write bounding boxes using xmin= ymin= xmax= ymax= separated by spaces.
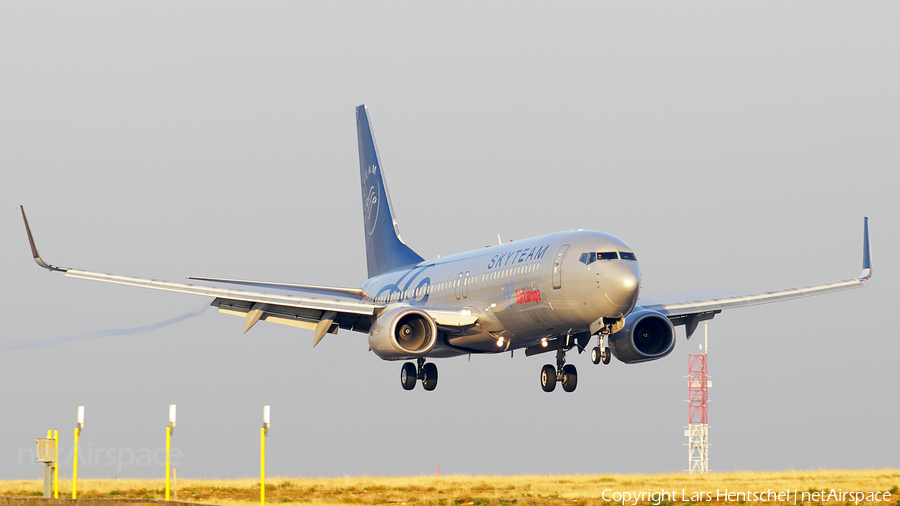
xmin=604 ymin=261 xmax=640 ymax=308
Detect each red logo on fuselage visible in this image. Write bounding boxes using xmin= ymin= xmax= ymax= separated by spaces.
xmin=515 ymin=289 xmax=542 ymax=305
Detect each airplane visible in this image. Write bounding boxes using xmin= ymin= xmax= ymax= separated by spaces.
xmin=21 ymin=105 xmax=873 ymax=393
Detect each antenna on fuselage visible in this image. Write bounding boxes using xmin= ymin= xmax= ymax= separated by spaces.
xmin=497 ymin=234 xmax=502 ymax=245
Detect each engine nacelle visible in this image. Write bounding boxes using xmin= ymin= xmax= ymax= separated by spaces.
xmin=368 ymin=306 xmax=438 ymax=360
xmin=609 ymin=309 xmax=676 ymax=364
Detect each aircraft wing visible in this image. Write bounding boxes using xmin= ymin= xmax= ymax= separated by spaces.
xmin=21 ymin=206 xmax=479 ymax=345
xmin=20 ymin=206 xmax=380 ymax=344
xmin=638 ymin=217 xmax=872 ymax=339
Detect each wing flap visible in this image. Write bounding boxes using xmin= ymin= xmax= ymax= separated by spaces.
xmin=216 ymin=301 xmax=343 ymax=334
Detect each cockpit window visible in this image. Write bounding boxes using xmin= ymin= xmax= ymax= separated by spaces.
xmin=619 ymin=252 xmax=637 ymax=261
xmin=580 ymin=251 xmax=623 ymax=265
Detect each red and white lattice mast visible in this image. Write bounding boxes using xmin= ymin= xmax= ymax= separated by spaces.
xmin=685 ymin=322 xmax=710 ymax=473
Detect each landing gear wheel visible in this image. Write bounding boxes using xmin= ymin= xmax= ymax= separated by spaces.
xmin=400 ymin=362 xmax=417 ymax=390
xmin=422 ymin=362 xmax=438 ymax=391
xmin=591 ymin=346 xmax=602 ymax=365
xmin=561 ymin=364 xmax=578 ymax=393
xmin=601 ymin=346 xmax=611 ymax=365
xmin=540 ymin=364 xmax=557 ymax=392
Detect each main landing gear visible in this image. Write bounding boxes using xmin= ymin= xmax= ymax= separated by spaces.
xmin=540 ymin=346 xmax=578 ymax=393
xmin=400 ymin=357 xmax=438 ymax=391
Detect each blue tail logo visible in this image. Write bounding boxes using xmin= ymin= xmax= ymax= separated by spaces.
xmin=363 ymin=164 xmax=380 ymax=235
xmin=356 ymin=105 xmax=424 ymax=278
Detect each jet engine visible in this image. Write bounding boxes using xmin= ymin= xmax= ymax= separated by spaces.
xmin=368 ymin=306 xmax=438 ymax=360
xmin=608 ymin=309 xmax=676 ymax=363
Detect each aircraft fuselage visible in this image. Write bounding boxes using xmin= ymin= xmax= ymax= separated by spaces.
xmin=362 ymin=230 xmax=641 ymax=357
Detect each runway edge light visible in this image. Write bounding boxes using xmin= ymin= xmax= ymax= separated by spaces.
xmin=73 ymin=406 xmax=83 ymax=499
xmin=166 ymin=404 xmax=175 ymax=501
xmin=53 ymin=430 xmax=58 ymax=498
xmin=262 ymin=405 xmax=270 ymax=506
xmin=37 ymin=430 xmax=57 ymax=498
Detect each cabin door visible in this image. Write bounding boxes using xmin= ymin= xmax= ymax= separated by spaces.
xmin=552 ymin=244 xmax=569 ymax=289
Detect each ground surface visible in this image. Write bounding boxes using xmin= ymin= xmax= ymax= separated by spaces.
xmin=2 ymin=470 xmax=898 ymax=506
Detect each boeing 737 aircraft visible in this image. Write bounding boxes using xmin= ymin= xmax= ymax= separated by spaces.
xmin=21 ymin=105 xmax=872 ymax=393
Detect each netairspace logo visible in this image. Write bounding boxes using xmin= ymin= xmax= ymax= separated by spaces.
xmin=19 ymin=445 xmax=182 ymax=474
xmin=601 ymin=488 xmax=893 ymax=505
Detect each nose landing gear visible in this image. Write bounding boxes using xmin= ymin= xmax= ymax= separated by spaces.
xmin=591 ymin=346 xmax=610 ymax=365
xmin=591 ymin=334 xmax=611 ymax=365
xmin=540 ymin=346 xmax=578 ymax=393
xmin=400 ymin=357 xmax=438 ymax=391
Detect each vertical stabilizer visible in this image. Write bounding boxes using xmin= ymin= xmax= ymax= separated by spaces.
xmin=356 ymin=105 xmax=424 ymax=278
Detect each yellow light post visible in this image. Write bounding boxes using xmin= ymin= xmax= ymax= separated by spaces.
xmin=165 ymin=426 xmax=172 ymax=500
xmin=166 ymin=405 xmax=176 ymax=501
xmin=53 ymin=430 xmax=59 ymax=498
xmin=261 ymin=405 xmax=270 ymax=506
xmin=37 ymin=430 xmax=58 ymax=498
xmin=73 ymin=406 xmax=84 ymax=499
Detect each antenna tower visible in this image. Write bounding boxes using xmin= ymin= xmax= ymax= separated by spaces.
xmin=685 ymin=323 xmax=710 ymax=473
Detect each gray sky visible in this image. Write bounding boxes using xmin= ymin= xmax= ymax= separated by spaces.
xmin=2 ymin=2 xmax=898 ymax=479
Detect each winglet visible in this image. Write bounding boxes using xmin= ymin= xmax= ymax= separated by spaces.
xmin=20 ymin=206 xmax=67 ymax=272
xmin=859 ymin=216 xmax=872 ymax=281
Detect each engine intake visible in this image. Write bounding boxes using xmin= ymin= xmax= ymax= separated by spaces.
xmin=368 ymin=306 xmax=438 ymax=360
xmin=609 ymin=309 xmax=676 ymax=364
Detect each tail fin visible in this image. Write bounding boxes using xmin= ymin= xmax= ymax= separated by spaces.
xmin=356 ymin=105 xmax=424 ymax=278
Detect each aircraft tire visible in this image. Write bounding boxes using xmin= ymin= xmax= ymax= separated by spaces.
xmin=400 ymin=362 xmax=417 ymax=390
xmin=591 ymin=346 xmax=602 ymax=365
xmin=422 ymin=362 xmax=438 ymax=391
xmin=561 ymin=364 xmax=578 ymax=393
xmin=602 ymin=347 xmax=611 ymax=365
xmin=540 ymin=364 xmax=557 ymax=392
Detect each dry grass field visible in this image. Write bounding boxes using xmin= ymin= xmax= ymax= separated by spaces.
xmin=2 ymin=470 xmax=898 ymax=506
